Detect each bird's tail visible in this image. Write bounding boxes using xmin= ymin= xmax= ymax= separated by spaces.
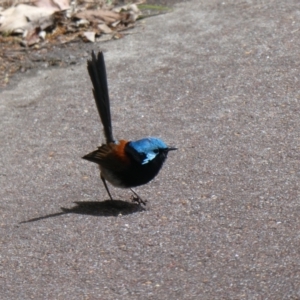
xmin=87 ymin=51 xmax=114 ymax=143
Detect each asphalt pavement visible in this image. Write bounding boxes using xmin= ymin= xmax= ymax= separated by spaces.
xmin=1 ymin=0 xmax=300 ymax=299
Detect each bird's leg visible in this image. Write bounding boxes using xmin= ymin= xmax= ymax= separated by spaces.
xmin=130 ymin=188 xmax=147 ymax=205
xmin=101 ymin=174 xmax=114 ymax=201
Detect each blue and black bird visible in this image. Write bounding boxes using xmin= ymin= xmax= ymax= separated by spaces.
xmin=82 ymin=51 xmax=176 ymax=204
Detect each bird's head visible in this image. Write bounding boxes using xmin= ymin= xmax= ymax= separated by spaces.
xmin=126 ymin=137 xmax=177 ymax=165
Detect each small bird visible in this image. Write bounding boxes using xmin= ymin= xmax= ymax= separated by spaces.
xmin=82 ymin=51 xmax=176 ymax=204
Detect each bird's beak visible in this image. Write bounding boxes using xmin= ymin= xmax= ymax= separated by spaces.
xmin=167 ymin=147 xmax=177 ymax=151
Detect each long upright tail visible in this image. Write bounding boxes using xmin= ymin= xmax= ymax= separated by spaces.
xmin=87 ymin=51 xmax=114 ymax=143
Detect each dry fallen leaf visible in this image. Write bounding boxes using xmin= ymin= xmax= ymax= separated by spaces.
xmin=0 ymin=4 xmax=55 ymax=33
xmin=98 ymin=23 xmax=112 ymax=34
xmin=74 ymin=9 xmax=121 ymax=25
xmin=82 ymin=30 xmax=95 ymax=42
xmin=35 ymin=0 xmax=70 ymax=10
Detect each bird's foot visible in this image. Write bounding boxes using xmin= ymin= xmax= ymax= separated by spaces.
xmin=129 ymin=188 xmax=147 ymax=205
xmin=130 ymin=194 xmax=147 ymax=206
xmin=130 ymin=189 xmax=147 ymax=205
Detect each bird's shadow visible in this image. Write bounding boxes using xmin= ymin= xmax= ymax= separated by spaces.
xmin=20 ymin=200 xmax=145 ymax=224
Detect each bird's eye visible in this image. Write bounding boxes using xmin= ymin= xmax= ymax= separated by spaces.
xmin=153 ymin=149 xmax=159 ymax=154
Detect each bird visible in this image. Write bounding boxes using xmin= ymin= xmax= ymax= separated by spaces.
xmin=82 ymin=51 xmax=177 ymax=205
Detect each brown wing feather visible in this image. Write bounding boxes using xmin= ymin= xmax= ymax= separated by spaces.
xmin=82 ymin=140 xmax=130 ymax=172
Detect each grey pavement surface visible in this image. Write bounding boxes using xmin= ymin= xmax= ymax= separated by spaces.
xmin=1 ymin=0 xmax=300 ymax=299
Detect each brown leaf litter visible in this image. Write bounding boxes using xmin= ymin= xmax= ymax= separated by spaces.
xmin=0 ymin=0 xmax=143 ymax=87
